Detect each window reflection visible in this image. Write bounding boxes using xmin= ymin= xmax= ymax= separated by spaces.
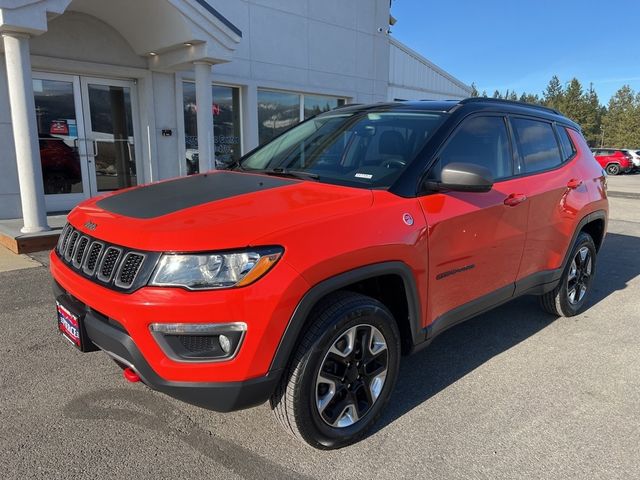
xmin=87 ymin=85 xmax=137 ymax=191
xmin=33 ymin=79 xmax=83 ymax=194
xmin=183 ymin=82 xmax=241 ymax=175
xmin=304 ymin=95 xmax=345 ymax=119
xmin=258 ymin=90 xmax=301 ymax=145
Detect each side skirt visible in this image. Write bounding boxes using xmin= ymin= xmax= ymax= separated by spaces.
xmin=410 ymin=268 xmax=563 ymax=353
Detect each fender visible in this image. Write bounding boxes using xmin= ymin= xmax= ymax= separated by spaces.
xmin=513 ymin=208 xmax=607 ymax=296
xmin=269 ymin=261 xmax=423 ymax=372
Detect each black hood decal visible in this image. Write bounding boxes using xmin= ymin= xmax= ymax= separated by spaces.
xmin=96 ymin=172 xmax=295 ymax=219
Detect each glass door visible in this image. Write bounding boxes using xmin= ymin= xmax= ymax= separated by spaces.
xmin=80 ymin=77 xmax=141 ymax=195
xmin=32 ymin=72 xmax=91 ymax=212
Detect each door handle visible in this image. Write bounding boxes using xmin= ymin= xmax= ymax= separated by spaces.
xmin=504 ymin=193 xmax=527 ymax=206
xmin=567 ymin=178 xmax=583 ymax=189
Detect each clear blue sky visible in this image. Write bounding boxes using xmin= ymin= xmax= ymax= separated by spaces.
xmin=390 ymin=0 xmax=640 ymax=104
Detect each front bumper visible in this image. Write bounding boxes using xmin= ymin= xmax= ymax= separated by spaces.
xmin=50 ymin=249 xmax=309 ymax=409
xmin=53 ymin=280 xmax=284 ymax=411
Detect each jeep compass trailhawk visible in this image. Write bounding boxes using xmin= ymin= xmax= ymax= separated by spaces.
xmin=52 ymin=98 xmax=608 ymax=449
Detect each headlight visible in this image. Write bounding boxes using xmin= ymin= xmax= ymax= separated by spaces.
xmin=149 ymin=247 xmax=283 ymax=290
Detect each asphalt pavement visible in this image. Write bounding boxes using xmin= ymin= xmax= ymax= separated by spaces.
xmin=1 ymin=180 xmax=639 ymax=479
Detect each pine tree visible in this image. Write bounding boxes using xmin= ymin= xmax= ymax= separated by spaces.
xmin=562 ymin=78 xmax=585 ymax=121
xmin=580 ymin=83 xmax=602 ymax=146
xmin=601 ymin=85 xmax=640 ymax=148
xmin=543 ymin=75 xmax=565 ymax=111
xmin=519 ymin=93 xmax=541 ymax=105
xmin=492 ymin=90 xmax=502 ymax=99
xmin=470 ymin=83 xmax=479 ymax=97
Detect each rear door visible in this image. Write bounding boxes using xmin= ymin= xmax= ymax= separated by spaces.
xmin=509 ymin=118 xmax=581 ymax=283
xmin=418 ymin=114 xmax=530 ymax=329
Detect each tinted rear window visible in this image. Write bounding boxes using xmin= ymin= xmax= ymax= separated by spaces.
xmin=512 ymin=118 xmax=562 ymax=173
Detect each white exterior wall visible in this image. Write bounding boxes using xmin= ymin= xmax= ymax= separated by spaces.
xmin=181 ymin=0 xmax=392 ymax=158
xmin=0 ymin=0 xmax=470 ymax=220
xmin=388 ymin=37 xmax=471 ymax=101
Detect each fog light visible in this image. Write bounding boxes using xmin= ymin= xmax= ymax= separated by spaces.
xmin=149 ymin=322 xmax=246 ymax=362
xmin=219 ymin=334 xmax=231 ymax=354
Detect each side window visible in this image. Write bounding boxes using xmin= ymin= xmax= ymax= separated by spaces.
xmin=511 ymin=118 xmax=562 ymax=173
xmin=557 ymin=126 xmax=577 ymax=161
xmin=435 ymin=116 xmax=512 ymax=180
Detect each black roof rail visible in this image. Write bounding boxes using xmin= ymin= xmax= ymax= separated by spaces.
xmin=459 ymin=97 xmax=562 ymax=116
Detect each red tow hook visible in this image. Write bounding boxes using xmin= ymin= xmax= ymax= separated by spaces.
xmin=123 ymin=367 xmax=141 ymax=383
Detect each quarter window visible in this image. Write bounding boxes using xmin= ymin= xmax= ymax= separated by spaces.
xmin=557 ymin=126 xmax=577 ymax=161
xmin=511 ymin=118 xmax=562 ymax=173
xmin=435 ymin=116 xmax=512 ymax=180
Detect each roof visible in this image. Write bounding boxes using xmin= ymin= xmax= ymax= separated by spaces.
xmin=333 ymin=98 xmax=580 ymax=130
xmin=194 ymin=0 xmax=242 ymax=37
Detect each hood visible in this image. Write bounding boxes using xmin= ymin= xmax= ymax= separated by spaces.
xmin=67 ymin=171 xmax=373 ymax=251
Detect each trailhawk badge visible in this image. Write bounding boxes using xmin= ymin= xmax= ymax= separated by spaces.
xmin=84 ymin=221 xmax=97 ymax=231
xmin=402 ymin=213 xmax=414 ymax=226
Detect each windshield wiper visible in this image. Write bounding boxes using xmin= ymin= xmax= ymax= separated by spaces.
xmin=257 ymin=168 xmax=320 ymax=181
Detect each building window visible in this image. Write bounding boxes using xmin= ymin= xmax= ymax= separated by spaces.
xmin=257 ymin=89 xmax=346 ymax=144
xmin=183 ymin=82 xmax=241 ymax=174
xmin=304 ymin=95 xmax=344 ymax=119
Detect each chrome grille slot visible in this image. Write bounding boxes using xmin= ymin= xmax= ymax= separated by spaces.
xmin=72 ymin=236 xmax=90 ymax=268
xmin=65 ymin=231 xmax=80 ymax=261
xmin=97 ymin=247 xmax=122 ymax=283
xmin=57 ymin=224 xmax=71 ymax=254
xmin=115 ymin=252 xmax=145 ymax=288
xmin=83 ymin=241 xmax=104 ymax=275
xmin=56 ymin=223 xmax=153 ymax=291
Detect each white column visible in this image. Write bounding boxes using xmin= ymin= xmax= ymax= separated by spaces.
xmin=194 ymin=61 xmax=214 ymax=172
xmin=2 ymin=32 xmax=49 ymax=232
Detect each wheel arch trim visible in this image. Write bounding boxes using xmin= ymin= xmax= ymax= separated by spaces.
xmin=269 ymin=261 xmax=423 ymax=372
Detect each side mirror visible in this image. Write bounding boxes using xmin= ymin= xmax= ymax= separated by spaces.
xmin=424 ymin=162 xmax=494 ymax=193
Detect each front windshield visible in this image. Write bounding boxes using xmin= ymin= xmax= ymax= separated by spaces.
xmin=239 ymin=110 xmax=446 ymax=188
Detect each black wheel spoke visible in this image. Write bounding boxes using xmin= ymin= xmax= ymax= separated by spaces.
xmin=364 ymin=352 xmax=387 ymax=377
xmin=353 ymin=382 xmax=374 ymax=417
xmin=315 ymin=324 xmax=389 ymax=429
xmin=354 ymin=327 xmax=370 ymax=362
xmin=567 ymin=246 xmax=593 ymax=305
xmin=322 ymin=390 xmax=351 ymax=426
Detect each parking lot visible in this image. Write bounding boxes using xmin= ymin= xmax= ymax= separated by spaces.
xmin=1 ymin=175 xmax=639 ymax=479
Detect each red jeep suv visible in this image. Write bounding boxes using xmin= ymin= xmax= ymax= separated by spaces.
xmin=51 ymin=98 xmax=608 ymax=449
xmin=591 ymin=148 xmax=634 ymax=175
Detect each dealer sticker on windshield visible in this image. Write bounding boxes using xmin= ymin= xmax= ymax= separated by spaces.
xmin=355 ymin=173 xmax=373 ymax=179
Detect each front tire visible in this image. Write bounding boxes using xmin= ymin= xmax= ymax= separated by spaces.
xmin=270 ymin=291 xmax=401 ymax=449
xmin=539 ymin=232 xmax=597 ymax=317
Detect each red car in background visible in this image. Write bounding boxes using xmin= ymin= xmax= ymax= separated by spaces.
xmin=591 ymin=148 xmax=634 ymax=175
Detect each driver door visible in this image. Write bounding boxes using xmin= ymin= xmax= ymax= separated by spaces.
xmin=418 ymin=114 xmax=530 ymax=330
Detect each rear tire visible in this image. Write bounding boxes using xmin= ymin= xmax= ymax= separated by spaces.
xmin=270 ymin=291 xmax=401 ymax=449
xmin=539 ymin=232 xmax=597 ymax=317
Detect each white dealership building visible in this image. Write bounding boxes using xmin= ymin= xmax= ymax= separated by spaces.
xmin=0 ymin=0 xmax=470 ymax=235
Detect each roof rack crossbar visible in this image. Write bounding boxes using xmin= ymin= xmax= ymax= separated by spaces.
xmin=459 ymin=97 xmax=561 ymax=116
